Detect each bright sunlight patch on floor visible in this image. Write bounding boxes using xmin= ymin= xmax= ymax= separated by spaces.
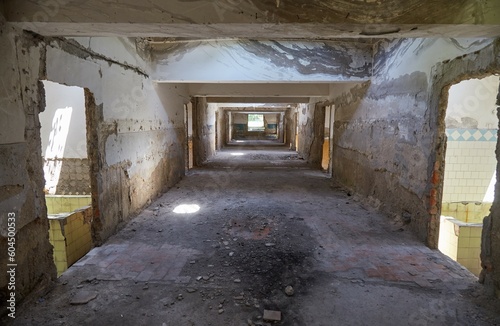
xmin=173 ymin=204 xmax=200 ymax=214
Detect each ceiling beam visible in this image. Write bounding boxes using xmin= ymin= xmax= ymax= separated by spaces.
xmin=4 ymin=0 xmax=500 ymax=38
xmin=207 ymin=97 xmax=310 ymax=103
xmin=185 ymin=83 xmax=329 ymax=97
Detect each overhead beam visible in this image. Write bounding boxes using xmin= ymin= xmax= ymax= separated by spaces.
xmin=4 ymin=0 xmax=500 ymax=38
xmin=153 ymin=40 xmax=371 ymax=82
xmin=207 ymin=97 xmax=310 ymax=103
xmin=185 ymin=83 xmax=329 ymax=97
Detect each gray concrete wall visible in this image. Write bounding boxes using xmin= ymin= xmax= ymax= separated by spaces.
xmin=193 ymin=98 xmax=217 ymax=165
xmin=424 ymin=39 xmax=500 ymax=296
xmin=0 ymin=21 xmax=57 ymax=306
xmin=330 ymin=38 xmax=499 ymax=251
xmin=0 ymin=23 xmax=189 ymax=305
xmin=297 ymin=101 xmax=324 ymax=166
xmin=44 ymin=37 xmax=189 ymax=243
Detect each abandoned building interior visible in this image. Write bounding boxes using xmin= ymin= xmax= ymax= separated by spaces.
xmin=2 ymin=0 xmax=500 ymax=325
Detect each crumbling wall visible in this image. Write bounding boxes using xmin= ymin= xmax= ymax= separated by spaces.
xmin=297 ymin=101 xmax=324 ymax=167
xmin=331 ymin=38 xmax=497 ymax=248
xmin=0 ymin=21 xmax=57 ymax=308
xmin=424 ymin=39 xmax=500 ymax=296
xmin=44 ymin=37 xmax=189 ymax=243
xmin=0 ymin=23 xmax=190 ymax=308
xmin=193 ymin=98 xmax=216 ymax=165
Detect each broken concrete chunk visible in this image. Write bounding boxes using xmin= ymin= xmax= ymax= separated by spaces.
xmin=263 ymin=310 xmax=281 ymax=321
xmin=70 ymin=291 xmax=98 ymax=305
xmin=284 ymin=285 xmax=294 ymax=296
xmin=234 ymin=278 xmax=241 ymax=283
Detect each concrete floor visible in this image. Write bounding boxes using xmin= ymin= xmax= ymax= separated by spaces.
xmin=7 ymin=146 xmax=500 ymax=325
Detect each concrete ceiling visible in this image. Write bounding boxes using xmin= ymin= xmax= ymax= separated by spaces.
xmin=3 ymin=0 xmax=500 ymax=39
xmin=5 ymin=1 xmax=498 ymax=103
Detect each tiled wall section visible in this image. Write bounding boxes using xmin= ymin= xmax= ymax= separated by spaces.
xmin=441 ymin=202 xmax=492 ymax=224
xmin=49 ymin=206 xmax=93 ymax=276
xmin=46 ymin=195 xmax=92 ymax=214
xmin=442 ymin=129 xmax=497 ymax=203
xmin=438 ymin=216 xmax=482 ymax=276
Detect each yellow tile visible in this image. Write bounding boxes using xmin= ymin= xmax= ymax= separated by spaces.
xmin=457 ymin=247 xmax=468 ymax=259
xmin=53 ymin=251 xmax=67 ymax=263
xmin=458 ymin=237 xmax=470 ymax=248
xmin=53 ymin=240 xmax=66 ymax=252
xmin=460 ymin=227 xmax=470 ymax=238
xmin=50 ymin=220 xmax=61 ymax=231
xmin=56 ymin=261 xmax=68 ymax=274
xmin=471 ymin=248 xmax=481 ymax=258
xmin=469 ymin=237 xmax=481 ymax=247
xmin=470 ymin=227 xmax=482 ymax=238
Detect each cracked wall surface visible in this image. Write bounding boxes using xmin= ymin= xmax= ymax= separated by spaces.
xmin=0 ymin=20 xmax=57 ymax=306
xmin=193 ymin=98 xmax=217 ymax=166
xmin=426 ymin=40 xmax=500 ymax=296
xmin=331 ymin=38 xmax=499 ymax=249
xmin=0 ymin=22 xmax=190 ymax=306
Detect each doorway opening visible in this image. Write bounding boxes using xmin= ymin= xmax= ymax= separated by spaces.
xmin=438 ymin=75 xmax=500 ymax=277
xmin=321 ymin=105 xmax=334 ymax=174
xmin=185 ymin=102 xmax=194 ymax=171
xmin=40 ymin=81 xmax=95 ymax=276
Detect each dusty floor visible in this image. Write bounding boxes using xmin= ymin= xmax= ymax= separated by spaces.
xmin=6 ymin=144 xmax=500 ymax=325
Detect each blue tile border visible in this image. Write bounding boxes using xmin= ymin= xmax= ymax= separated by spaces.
xmin=446 ymin=128 xmax=498 ymax=142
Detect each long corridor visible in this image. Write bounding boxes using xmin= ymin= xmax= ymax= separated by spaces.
xmin=9 ymin=150 xmax=500 ymax=325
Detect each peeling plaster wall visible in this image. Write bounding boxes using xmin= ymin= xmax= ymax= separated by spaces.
xmin=193 ymin=98 xmax=217 ymax=165
xmin=297 ymin=101 xmax=324 ymax=166
xmin=0 ymin=22 xmax=57 ymax=306
xmin=153 ymin=40 xmax=372 ymax=82
xmin=422 ymin=39 xmax=500 ymax=296
xmin=0 ymin=25 xmax=189 ymax=306
xmin=44 ymin=37 xmax=189 ymax=243
xmin=331 ymin=38 xmax=497 ymax=249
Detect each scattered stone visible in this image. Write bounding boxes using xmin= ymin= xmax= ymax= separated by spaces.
xmin=229 ymin=252 xmax=235 ymax=257
xmin=202 ymin=276 xmax=210 ymax=281
xmin=223 ymin=241 xmax=229 ymax=246
xmin=218 ymin=308 xmax=224 ymax=314
xmin=70 ymin=291 xmax=98 ymax=305
xmin=234 ymin=279 xmax=241 ymax=283
xmin=158 ymin=229 xmax=163 ymax=232
xmin=218 ymin=304 xmax=223 ymax=309
xmin=265 ymin=243 xmax=275 ymax=247
xmin=263 ymin=310 xmax=281 ymax=322
xmin=62 ymin=281 xmax=68 ymax=286
xmin=247 ymin=319 xmax=255 ymax=326
xmin=143 ymin=285 xmax=149 ymax=290
xmin=177 ymin=294 xmax=184 ymax=301
xmin=76 ymin=285 xmax=84 ymax=289
xmin=234 ymin=296 xmax=244 ymax=300
xmin=186 ymin=288 xmax=197 ymax=293
xmin=189 ymin=260 xmax=196 ymax=264
xmin=196 ymin=276 xmax=203 ymax=281
xmin=284 ymin=285 xmax=294 ymax=296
